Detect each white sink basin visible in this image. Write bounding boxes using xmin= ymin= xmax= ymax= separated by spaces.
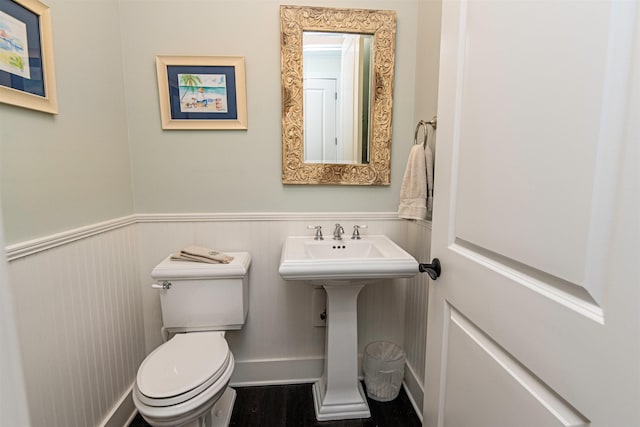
xmin=279 ymin=235 xmax=418 ymax=281
xmin=305 ymin=239 xmax=382 ymax=259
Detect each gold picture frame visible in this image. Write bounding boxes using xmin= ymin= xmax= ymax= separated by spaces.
xmin=280 ymin=5 xmax=396 ymax=185
xmin=0 ymin=0 xmax=58 ymax=114
xmin=155 ymin=55 xmax=248 ymax=130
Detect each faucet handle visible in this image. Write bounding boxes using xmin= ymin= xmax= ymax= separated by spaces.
xmin=351 ymin=224 xmax=368 ymax=240
xmin=307 ymin=225 xmax=324 ymax=240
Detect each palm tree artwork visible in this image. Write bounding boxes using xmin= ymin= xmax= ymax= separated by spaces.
xmin=179 ymin=73 xmax=202 ymax=106
xmin=175 ymin=72 xmax=228 ymax=113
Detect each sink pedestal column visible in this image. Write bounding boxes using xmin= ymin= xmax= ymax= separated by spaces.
xmin=312 ymin=281 xmax=370 ymax=421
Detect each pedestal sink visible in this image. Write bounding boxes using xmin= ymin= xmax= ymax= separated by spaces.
xmin=279 ymin=234 xmax=418 ymax=421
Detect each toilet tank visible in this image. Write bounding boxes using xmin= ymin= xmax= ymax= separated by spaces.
xmin=151 ymin=252 xmax=251 ymax=332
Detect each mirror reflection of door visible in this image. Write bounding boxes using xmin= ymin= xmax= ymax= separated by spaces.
xmin=303 ymin=32 xmax=372 ymax=165
xmin=304 ymin=78 xmax=337 ymax=163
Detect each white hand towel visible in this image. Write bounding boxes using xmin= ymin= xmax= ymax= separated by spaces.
xmin=170 ymin=245 xmax=234 ymax=264
xmin=398 ymin=145 xmax=427 ymax=220
xmin=425 ymin=144 xmax=434 ymax=213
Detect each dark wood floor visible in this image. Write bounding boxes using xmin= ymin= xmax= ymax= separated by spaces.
xmin=129 ymin=383 xmax=421 ymax=427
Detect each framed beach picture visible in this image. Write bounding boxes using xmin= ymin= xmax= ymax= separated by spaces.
xmin=156 ymin=55 xmax=247 ymax=130
xmin=0 ymin=0 xmax=57 ymax=114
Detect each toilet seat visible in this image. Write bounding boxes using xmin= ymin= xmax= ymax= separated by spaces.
xmin=133 ymin=354 xmax=235 ymax=427
xmin=136 ymin=331 xmax=230 ymax=407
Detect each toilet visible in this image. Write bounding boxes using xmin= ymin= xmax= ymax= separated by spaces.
xmin=133 ymin=252 xmax=251 ymax=427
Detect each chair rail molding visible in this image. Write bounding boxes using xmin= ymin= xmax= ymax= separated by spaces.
xmin=5 ymin=212 xmax=402 ymax=260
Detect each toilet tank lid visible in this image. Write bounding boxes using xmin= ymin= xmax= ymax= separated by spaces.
xmin=151 ymin=251 xmax=251 ymax=280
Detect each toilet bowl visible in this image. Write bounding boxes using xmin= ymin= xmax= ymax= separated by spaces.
xmin=133 ymin=252 xmax=251 ymax=427
xmin=133 ymin=332 xmax=235 ymax=427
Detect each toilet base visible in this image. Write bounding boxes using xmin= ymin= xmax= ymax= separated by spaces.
xmin=210 ymin=387 xmax=236 ymax=427
xmin=179 ymin=387 xmax=236 ymax=427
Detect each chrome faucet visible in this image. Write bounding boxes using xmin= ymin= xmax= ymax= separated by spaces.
xmin=351 ymin=224 xmax=368 ymax=239
xmin=307 ymin=225 xmax=323 ymax=240
xmin=333 ymin=223 xmax=345 ymax=240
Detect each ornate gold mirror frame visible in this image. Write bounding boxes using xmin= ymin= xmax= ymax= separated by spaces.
xmin=280 ymin=5 xmax=397 ymax=185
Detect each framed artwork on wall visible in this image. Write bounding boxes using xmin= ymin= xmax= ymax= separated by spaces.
xmin=0 ymin=0 xmax=57 ymax=114
xmin=155 ymin=55 xmax=248 ymax=130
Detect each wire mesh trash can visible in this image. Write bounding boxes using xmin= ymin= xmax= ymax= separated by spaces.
xmin=363 ymin=341 xmax=406 ymax=402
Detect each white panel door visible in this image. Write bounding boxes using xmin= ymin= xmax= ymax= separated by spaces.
xmin=425 ymin=1 xmax=639 ymax=426
xmin=304 ymin=78 xmax=337 ymax=163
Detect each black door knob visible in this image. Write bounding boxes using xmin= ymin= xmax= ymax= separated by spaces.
xmin=419 ymin=258 xmax=441 ymax=280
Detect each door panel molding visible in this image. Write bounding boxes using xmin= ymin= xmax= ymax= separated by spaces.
xmin=452 ymin=239 xmax=603 ymax=323
xmin=444 ymin=305 xmax=589 ymax=427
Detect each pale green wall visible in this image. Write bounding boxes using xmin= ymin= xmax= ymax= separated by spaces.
xmin=1 ymin=0 xmax=421 ymax=244
xmin=120 ymin=0 xmax=419 ymax=214
xmin=414 ymin=0 xmax=441 ymax=128
xmin=0 ymin=0 xmax=134 ymax=244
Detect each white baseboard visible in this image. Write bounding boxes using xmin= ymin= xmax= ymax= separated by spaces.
xmin=100 ymin=383 xmax=136 ymax=427
xmin=230 ymin=356 xmax=324 ymax=387
xmin=97 ymin=357 xmax=324 ymax=427
xmin=94 ymin=359 xmax=421 ymax=425
xmin=403 ymin=361 xmax=424 ymax=422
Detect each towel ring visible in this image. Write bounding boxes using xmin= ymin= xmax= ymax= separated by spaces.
xmin=414 ymin=117 xmax=437 ymax=148
xmin=414 ymin=121 xmax=429 ymax=147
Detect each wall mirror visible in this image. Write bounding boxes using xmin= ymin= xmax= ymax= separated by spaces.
xmin=280 ymin=5 xmax=397 ymax=185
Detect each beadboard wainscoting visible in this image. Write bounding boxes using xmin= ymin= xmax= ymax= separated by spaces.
xmin=4 ymin=213 xmax=432 ymax=426
xmin=134 ymin=213 xmax=410 ymax=386
xmin=403 ymin=219 xmax=432 ymax=418
xmin=6 ymin=222 xmax=144 ymax=427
